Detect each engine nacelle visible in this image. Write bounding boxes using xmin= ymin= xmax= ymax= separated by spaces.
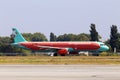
xmin=57 ymin=49 xmax=68 ymax=56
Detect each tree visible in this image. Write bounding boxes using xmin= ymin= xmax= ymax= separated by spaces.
xmin=56 ymin=33 xmax=90 ymax=41
xmin=90 ymin=24 xmax=99 ymax=41
xmin=50 ymin=32 xmax=56 ymax=41
xmin=22 ymin=33 xmax=33 ymax=41
xmin=110 ymin=25 xmax=119 ymax=52
xmin=77 ymin=33 xmax=90 ymax=41
xmin=31 ymin=32 xmax=48 ymax=41
xmin=0 ymin=37 xmax=11 ymax=53
xmin=57 ymin=34 xmax=70 ymax=41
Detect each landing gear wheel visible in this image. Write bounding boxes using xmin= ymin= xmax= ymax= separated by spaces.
xmin=53 ymin=53 xmax=58 ymax=56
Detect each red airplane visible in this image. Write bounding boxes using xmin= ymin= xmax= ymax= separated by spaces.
xmin=11 ymin=28 xmax=109 ymax=56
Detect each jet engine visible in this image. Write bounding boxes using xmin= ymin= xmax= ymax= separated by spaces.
xmin=57 ymin=49 xmax=68 ymax=56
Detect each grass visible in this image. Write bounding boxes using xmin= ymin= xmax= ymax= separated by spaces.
xmin=0 ymin=56 xmax=120 ymax=65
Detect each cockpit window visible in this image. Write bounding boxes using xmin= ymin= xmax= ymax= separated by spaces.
xmin=98 ymin=42 xmax=106 ymax=46
xmin=100 ymin=44 xmax=105 ymax=46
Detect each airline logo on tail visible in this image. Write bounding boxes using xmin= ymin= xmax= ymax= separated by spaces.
xmin=11 ymin=28 xmax=27 ymax=43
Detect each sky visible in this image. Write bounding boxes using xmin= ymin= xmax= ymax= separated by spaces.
xmin=0 ymin=0 xmax=120 ymax=40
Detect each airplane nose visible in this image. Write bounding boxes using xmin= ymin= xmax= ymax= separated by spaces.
xmin=104 ymin=46 xmax=109 ymax=51
xmin=98 ymin=45 xmax=109 ymax=51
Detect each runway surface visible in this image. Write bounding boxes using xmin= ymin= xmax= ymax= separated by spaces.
xmin=0 ymin=65 xmax=120 ymax=80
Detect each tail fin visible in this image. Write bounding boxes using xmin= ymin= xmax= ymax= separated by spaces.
xmin=12 ymin=28 xmax=27 ymax=43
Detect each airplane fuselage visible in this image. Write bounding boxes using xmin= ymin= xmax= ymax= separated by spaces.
xmin=19 ymin=42 xmax=100 ymax=51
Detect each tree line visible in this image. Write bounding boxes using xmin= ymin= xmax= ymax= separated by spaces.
xmin=0 ymin=24 xmax=119 ymax=54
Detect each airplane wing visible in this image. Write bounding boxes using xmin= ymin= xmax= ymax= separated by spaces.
xmin=38 ymin=46 xmax=67 ymax=50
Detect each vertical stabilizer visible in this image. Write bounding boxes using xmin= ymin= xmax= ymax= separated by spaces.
xmin=12 ymin=28 xmax=27 ymax=43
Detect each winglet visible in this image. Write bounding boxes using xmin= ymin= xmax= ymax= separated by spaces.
xmin=12 ymin=28 xmax=27 ymax=43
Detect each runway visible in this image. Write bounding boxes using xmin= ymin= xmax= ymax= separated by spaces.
xmin=0 ymin=65 xmax=120 ymax=80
